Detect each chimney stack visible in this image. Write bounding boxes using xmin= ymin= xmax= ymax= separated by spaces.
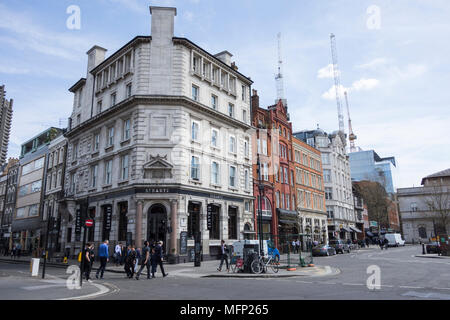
xmin=214 ymin=51 xmax=233 ymax=67
xmin=150 ymin=6 xmax=177 ymax=44
xmin=86 ymin=45 xmax=107 ymax=72
xmin=251 ymin=89 xmax=259 ymax=109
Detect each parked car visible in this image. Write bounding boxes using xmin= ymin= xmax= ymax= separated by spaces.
xmin=329 ymin=239 xmax=351 ymax=254
xmin=426 ymin=242 xmax=439 ymax=254
xmin=384 ymin=233 xmax=406 ymax=247
xmin=312 ymin=245 xmax=336 ymax=256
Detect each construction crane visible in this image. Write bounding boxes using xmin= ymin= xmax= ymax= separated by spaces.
xmin=330 ymin=33 xmax=345 ymax=134
xmin=344 ymin=91 xmax=357 ymax=152
xmin=275 ymin=32 xmax=285 ymax=105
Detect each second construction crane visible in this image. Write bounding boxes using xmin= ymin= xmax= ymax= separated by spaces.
xmin=330 ymin=33 xmax=357 ymax=151
xmin=344 ymin=91 xmax=357 ymax=152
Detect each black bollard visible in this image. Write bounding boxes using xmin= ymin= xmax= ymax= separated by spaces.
xmin=422 ymin=243 xmax=426 ymax=255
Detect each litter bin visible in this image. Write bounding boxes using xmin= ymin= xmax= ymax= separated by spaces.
xmin=31 ymin=258 xmax=40 ymax=277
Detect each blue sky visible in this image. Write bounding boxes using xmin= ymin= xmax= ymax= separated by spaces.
xmin=1 ymin=0 xmax=449 ymax=189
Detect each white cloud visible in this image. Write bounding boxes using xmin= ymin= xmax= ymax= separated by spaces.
xmin=322 ymin=78 xmax=379 ymax=100
xmin=352 ymin=78 xmax=379 ymax=90
xmin=317 ymin=64 xmax=337 ymax=79
xmin=0 ymin=65 xmax=30 ymax=75
xmin=357 ymin=58 xmax=387 ymax=69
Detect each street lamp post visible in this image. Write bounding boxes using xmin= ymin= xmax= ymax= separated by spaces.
xmin=256 ymin=154 xmax=264 ymax=258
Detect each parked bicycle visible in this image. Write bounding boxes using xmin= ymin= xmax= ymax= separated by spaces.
xmin=251 ymin=255 xmax=279 ymax=274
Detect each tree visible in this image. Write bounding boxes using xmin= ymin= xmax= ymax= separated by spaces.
xmin=422 ymin=179 xmax=450 ymax=235
xmin=354 ymin=181 xmax=389 ymax=234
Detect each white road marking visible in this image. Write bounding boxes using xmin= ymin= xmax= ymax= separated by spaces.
xmin=295 ymin=280 xmax=313 ymax=284
xmin=399 ymin=286 xmax=424 ymax=289
xmin=22 ymin=284 xmax=67 ymax=291
xmin=432 ymin=287 xmax=450 ymax=290
xmin=342 ymin=283 xmax=364 ymax=286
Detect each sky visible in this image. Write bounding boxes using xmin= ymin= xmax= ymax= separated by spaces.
xmin=1 ymin=0 xmax=449 ymax=189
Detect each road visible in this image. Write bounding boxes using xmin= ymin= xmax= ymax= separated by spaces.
xmin=0 ymin=245 xmax=449 ymax=300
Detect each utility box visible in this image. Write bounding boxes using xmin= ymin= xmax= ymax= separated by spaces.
xmin=31 ymin=258 xmax=40 ymax=277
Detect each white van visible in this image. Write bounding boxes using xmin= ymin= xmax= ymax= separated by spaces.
xmin=384 ymin=233 xmax=405 ymax=247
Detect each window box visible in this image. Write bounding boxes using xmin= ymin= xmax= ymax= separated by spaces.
xmin=104 ymin=145 xmax=114 ymax=153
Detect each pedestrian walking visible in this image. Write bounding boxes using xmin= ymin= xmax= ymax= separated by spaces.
xmin=365 ymin=238 xmax=370 ymax=248
xmin=295 ymin=239 xmax=301 ymax=253
xmin=217 ymin=240 xmax=229 ymax=272
xmin=95 ymin=240 xmax=109 ymax=280
xmin=150 ymin=247 xmax=158 ymax=278
xmin=16 ymin=243 xmax=22 ymax=258
xmin=125 ymin=246 xmax=137 ymax=278
xmin=135 ymin=247 xmax=141 ymax=273
xmin=136 ymin=241 xmax=151 ymax=280
xmin=154 ymin=241 xmax=168 ymax=277
xmin=83 ymin=243 xmax=94 ymax=282
xmin=120 ymin=243 xmax=126 ymax=265
xmin=291 ymin=240 xmax=296 ymax=254
xmin=383 ymin=237 xmax=389 ymax=250
xmin=114 ymin=243 xmax=122 ymax=266
xmin=11 ymin=244 xmax=16 ymax=259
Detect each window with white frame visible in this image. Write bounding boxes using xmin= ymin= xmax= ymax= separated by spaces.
xmin=191 ymin=156 xmax=200 ymax=181
xmin=191 ymin=121 xmax=199 ymax=141
xmin=211 ymin=161 xmax=219 ymax=185
xmin=286 ymin=194 xmax=290 ymax=210
xmin=192 ymin=85 xmax=199 ymax=101
xmin=262 ymin=163 xmax=269 ymax=181
xmin=243 ymin=109 xmax=247 ymax=123
xmin=211 ymin=129 xmax=218 ymax=147
xmin=281 ymin=192 xmax=285 ymax=209
xmin=105 ymin=160 xmax=112 ymax=184
xmin=229 ymin=166 xmax=236 ymax=187
xmin=228 ymin=103 xmax=234 ymax=118
xmin=93 ymin=133 xmax=100 ymax=152
xmin=121 ymin=154 xmax=129 ymax=180
xmin=72 ymin=143 xmax=78 ymax=161
xmin=323 ymin=169 xmax=331 ymax=183
xmin=211 ymin=95 xmax=217 ymax=110
xmin=276 ymin=192 xmax=280 ymax=208
xmin=107 ymin=127 xmax=114 ymax=147
xmin=244 ymin=138 xmax=249 ymax=158
xmin=126 ymin=83 xmax=132 ymax=98
xmin=241 ymin=85 xmax=246 ymax=101
xmin=96 ymin=100 xmax=102 ymax=114
xmin=123 ymin=119 xmax=131 ymax=141
xmin=91 ymin=164 xmax=98 ymax=188
xmin=110 ymin=92 xmax=116 ymax=107
xmin=229 ymin=136 xmax=236 ymax=153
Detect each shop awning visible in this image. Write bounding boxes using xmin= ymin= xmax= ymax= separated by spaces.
xmin=350 ymin=226 xmax=362 ymax=233
xmin=243 ymin=230 xmax=257 ymax=234
xmin=340 ymin=226 xmax=352 ymax=232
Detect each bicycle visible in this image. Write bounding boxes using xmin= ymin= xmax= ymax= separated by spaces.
xmin=251 ymin=255 xmax=279 ymax=274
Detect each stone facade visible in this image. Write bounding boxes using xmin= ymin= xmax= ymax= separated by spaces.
xmin=61 ymin=6 xmax=254 ymax=261
xmin=294 ymin=129 xmax=356 ymax=241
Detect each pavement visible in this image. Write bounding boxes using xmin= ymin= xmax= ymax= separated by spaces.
xmin=2 ymin=245 xmax=450 ymax=300
xmin=414 ymin=254 xmax=450 ymax=259
xmin=0 ymin=254 xmax=339 ymax=278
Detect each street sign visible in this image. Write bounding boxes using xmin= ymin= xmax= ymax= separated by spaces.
xmin=85 ymin=219 xmax=94 ymax=227
xmin=207 ymin=204 xmax=213 ymax=230
xmin=370 ymin=221 xmax=378 ymax=227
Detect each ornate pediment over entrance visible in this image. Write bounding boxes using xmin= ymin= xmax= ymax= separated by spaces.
xmin=143 ymin=154 xmax=173 ymax=179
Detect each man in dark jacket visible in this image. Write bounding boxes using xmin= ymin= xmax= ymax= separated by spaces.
xmin=154 ymin=241 xmax=168 ymax=278
xmin=217 ymin=240 xmax=229 ymax=272
xmin=124 ymin=246 xmax=137 ymax=279
xmin=383 ymin=237 xmax=389 ymax=250
xmin=136 ymin=241 xmax=151 ymax=280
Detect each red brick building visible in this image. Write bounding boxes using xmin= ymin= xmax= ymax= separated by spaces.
xmin=251 ymin=91 xmax=297 ymax=246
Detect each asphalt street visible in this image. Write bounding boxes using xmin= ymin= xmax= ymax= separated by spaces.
xmin=0 ymin=245 xmax=449 ymax=300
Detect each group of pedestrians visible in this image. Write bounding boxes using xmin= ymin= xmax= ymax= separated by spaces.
xmin=135 ymin=240 xmax=168 ymax=280
xmin=80 ymin=239 xmax=169 ymax=281
xmin=291 ymin=239 xmax=301 ymax=253
xmin=378 ymin=237 xmax=389 ymax=250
